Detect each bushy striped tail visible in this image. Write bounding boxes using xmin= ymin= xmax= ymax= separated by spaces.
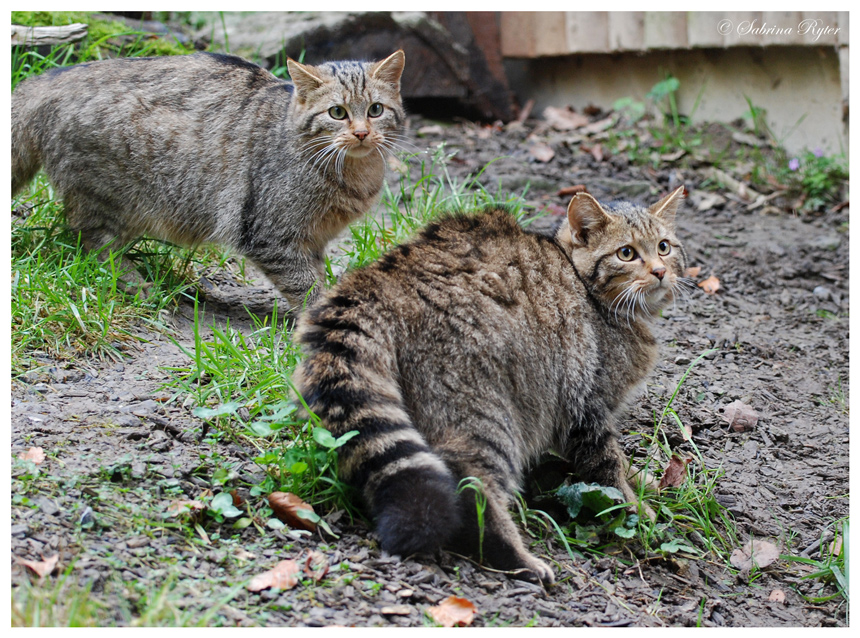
xmin=295 ymin=296 xmax=460 ymax=556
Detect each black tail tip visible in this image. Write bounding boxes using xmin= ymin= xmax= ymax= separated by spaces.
xmin=372 ymin=470 xmax=460 ymax=557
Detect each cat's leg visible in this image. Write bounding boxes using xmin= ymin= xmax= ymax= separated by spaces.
xmin=576 ymin=435 xmax=657 ymax=522
xmin=441 ymin=450 xmax=555 ymax=584
xmin=246 ymin=244 xmax=324 ymax=311
xmin=63 ymin=194 xmax=151 ymax=297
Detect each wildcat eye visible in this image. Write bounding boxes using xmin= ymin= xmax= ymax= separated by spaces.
xmin=368 ymin=102 xmax=384 ymax=117
xmin=617 ymin=246 xmax=636 ymax=261
xmin=328 ymin=105 xmax=348 ymax=120
xmin=657 ymin=240 xmax=671 ymax=256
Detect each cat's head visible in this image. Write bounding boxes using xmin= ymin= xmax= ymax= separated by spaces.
xmin=287 ymin=51 xmax=406 ymax=168
xmin=557 ymin=186 xmax=689 ymax=322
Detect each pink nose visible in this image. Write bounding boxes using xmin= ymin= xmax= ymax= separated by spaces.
xmin=652 ymin=267 xmax=665 ymax=280
xmin=354 ymin=130 xmax=368 ymax=141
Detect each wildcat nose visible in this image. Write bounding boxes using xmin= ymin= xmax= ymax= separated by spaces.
xmin=651 ymin=266 xmax=666 ymax=280
xmin=354 ymin=129 xmax=369 ymax=141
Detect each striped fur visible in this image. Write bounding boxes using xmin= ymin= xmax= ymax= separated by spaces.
xmin=11 ymin=51 xmax=405 ymax=308
xmin=295 ymin=187 xmax=688 ymax=584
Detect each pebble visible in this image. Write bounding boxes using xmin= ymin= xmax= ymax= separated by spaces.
xmin=674 ymin=356 xmax=692 ymax=365
xmin=813 ymin=286 xmax=832 ymax=300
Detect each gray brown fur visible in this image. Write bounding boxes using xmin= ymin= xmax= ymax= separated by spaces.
xmin=294 ymin=187 xmax=688 ymax=583
xmin=11 ymin=50 xmax=406 ymax=307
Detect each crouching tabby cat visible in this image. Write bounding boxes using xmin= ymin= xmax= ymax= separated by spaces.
xmin=11 ymin=50 xmax=406 ymax=307
xmin=294 ymin=187 xmax=688 ymax=583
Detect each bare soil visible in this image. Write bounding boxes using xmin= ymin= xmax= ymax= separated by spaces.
xmin=11 ymin=114 xmax=848 ymax=627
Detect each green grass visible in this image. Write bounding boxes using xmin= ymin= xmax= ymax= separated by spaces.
xmin=11 ymin=177 xmax=193 ymax=375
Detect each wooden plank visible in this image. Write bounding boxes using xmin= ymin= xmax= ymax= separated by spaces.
xmin=798 ymin=12 xmax=840 ymax=45
xmin=761 ymin=12 xmax=804 ymax=45
xmin=500 ymin=12 xmax=535 ymax=57
xmin=687 ymin=13 xmax=725 ymax=48
xmin=721 ymin=12 xmax=761 ymax=47
xmin=565 ymin=12 xmax=609 ymax=53
xmin=533 ymin=12 xmax=568 ymax=56
xmin=643 ymin=12 xmax=687 ymax=50
xmin=837 ymin=11 xmax=848 ymax=46
xmin=11 ymin=23 xmax=87 ymax=46
xmin=608 ymin=12 xmax=644 ymax=51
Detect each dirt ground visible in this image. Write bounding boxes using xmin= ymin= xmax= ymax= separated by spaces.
xmin=10 ymin=113 xmax=849 ymax=627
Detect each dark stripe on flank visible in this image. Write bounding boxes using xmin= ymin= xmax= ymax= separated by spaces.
xmin=239 ymin=187 xmax=256 ymax=249
xmin=203 ymin=52 xmax=262 ymax=73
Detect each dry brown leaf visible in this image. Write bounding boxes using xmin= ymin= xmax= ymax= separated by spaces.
xmin=247 ymin=559 xmax=301 ymax=592
xmin=268 ymin=492 xmax=317 ymax=532
xmin=303 ymin=550 xmax=329 ymax=583
xmin=16 ymin=554 xmax=59 ymax=578
xmin=543 ymin=106 xmax=589 ymax=131
xmin=698 ymin=275 xmax=720 ymax=295
xmin=721 ymin=400 xmax=759 ymax=433
xmin=427 ymin=596 xmax=477 ymax=627
xmin=659 ymin=455 xmax=692 ymax=489
xmin=581 ymin=115 xmax=616 ymax=135
xmin=684 ymin=266 xmax=701 ymax=278
xmin=829 ymin=535 xmax=843 ymax=557
xmin=557 ymin=184 xmax=588 ymax=197
xmin=768 ymin=589 xmax=786 ymax=603
xmin=18 ymin=447 xmax=46 ymax=464
xmin=231 ymin=489 xmax=244 ymax=507
xmin=528 ymin=142 xmax=555 ymax=163
xmin=165 ymin=499 xmax=205 ymax=518
xmin=583 ymin=143 xmax=604 ymax=162
xmin=730 ymin=539 xmax=780 ymax=571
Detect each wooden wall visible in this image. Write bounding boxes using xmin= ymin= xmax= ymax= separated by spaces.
xmin=501 ymin=12 xmax=848 ymax=57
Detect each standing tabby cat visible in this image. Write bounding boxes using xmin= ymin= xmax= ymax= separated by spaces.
xmin=294 ymin=187 xmax=688 ymax=583
xmin=11 ymin=50 xmax=406 ymax=306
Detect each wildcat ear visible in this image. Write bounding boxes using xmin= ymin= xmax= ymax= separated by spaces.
xmin=371 ymin=50 xmax=406 ymax=90
xmin=287 ymin=59 xmax=325 ymax=97
xmin=649 ymin=186 xmax=686 ymax=225
xmin=565 ymin=192 xmax=611 ymax=246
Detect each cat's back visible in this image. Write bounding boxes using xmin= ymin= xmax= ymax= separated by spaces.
xmin=309 ymin=208 xmax=586 ymax=346
xmin=13 ymin=52 xmax=289 ymax=112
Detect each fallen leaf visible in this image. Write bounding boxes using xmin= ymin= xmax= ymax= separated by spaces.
xmin=584 ymin=143 xmax=604 ymax=162
xmin=427 ymin=596 xmax=477 ymax=627
xmin=165 ymin=499 xmax=205 ymax=518
xmin=659 ymin=455 xmax=692 ymax=489
xmin=18 ymin=447 xmax=46 ymax=464
xmin=528 ymin=142 xmax=555 ymax=163
xmin=16 ymin=554 xmax=59 ymax=578
xmin=557 ymin=184 xmax=588 ymax=197
xmin=768 ymin=589 xmax=786 ymax=603
xmin=268 ymin=492 xmax=317 ymax=532
xmin=581 ymin=115 xmax=616 ymax=135
xmin=543 ymin=106 xmax=589 ymax=131
xmin=829 ymin=535 xmax=842 ymax=557
xmin=730 ymin=538 xmax=780 ymax=571
xmin=684 ymin=266 xmax=701 ymax=278
xmin=231 ymin=489 xmax=244 ymax=507
xmin=721 ymin=400 xmax=759 ymax=433
xmin=247 ymin=559 xmax=301 ymax=592
xmin=303 ymin=549 xmax=329 ymax=583
xmin=234 ymin=548 xmax=257 ymax=562
xmin=698 ymin=275 xmax=720 ymax=295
